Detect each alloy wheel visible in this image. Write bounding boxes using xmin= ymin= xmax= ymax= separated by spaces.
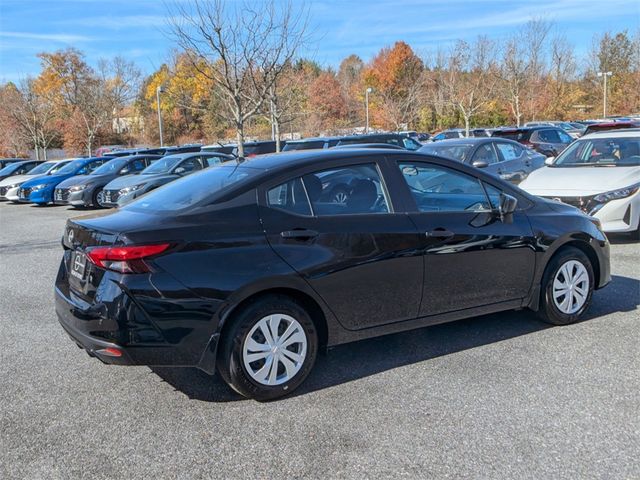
xmin=242 ymin=314 xmax=307 ymax=386
xmin=552 ymin=260 xmax=589 ymax=314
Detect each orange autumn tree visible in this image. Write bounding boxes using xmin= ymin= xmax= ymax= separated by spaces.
xmin=306 ymin=71 xmax=347 ymax=134
xmin=363 ymin=41 xmax=426 ymax=130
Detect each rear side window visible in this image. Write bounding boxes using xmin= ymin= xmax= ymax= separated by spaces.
xmin=302 ymin=164 xmax=389 ymax=216
xmin=495 ymin=142 xmax=521 ymax=161
xmin=283 ymin=141 xmax=324 ymax=151
xmin=204 ymin=155 xmax=226 ymax=167
xmin=131 ymin=159 xmax=146 ymax=171
xmin=472 ymin=144 xmax=499 ymax=164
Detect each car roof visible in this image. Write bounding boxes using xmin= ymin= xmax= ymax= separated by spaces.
xmin=423 ymin=138 xmax=490 ymax=146
xmin=581 ymin=129 xmax=640 ymax=139
xmin=238 ymin=148 xmax=421 ymax=174
xmin=286 ymin=136 xmax=341 ymax=143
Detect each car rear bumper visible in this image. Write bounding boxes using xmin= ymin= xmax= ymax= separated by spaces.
xmin=54 ymin=254 xmax=223 ymax=370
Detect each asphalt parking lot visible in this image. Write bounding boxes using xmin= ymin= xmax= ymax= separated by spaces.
xmin=1 ymin=202 xmax=639 ymax=479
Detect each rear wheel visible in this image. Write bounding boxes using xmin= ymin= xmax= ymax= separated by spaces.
xmin=537 ymin=247 xmax=594 ymax=325
xmin=217 ymin=295 xmax=318 ymax=401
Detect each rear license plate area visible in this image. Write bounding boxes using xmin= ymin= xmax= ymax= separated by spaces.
xmin=70 ymin=251 xmax=87 ymax=280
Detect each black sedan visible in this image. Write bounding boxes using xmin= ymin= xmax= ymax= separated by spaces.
xmin=419 ymin=138 xmax=546 ymax=183
xmin=53 ymin=155 xmax=161 ymax=208
xmin=55 ymin=149 xmax=610 ymax=400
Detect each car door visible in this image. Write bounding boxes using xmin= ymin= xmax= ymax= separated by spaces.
xmin=493 ymin=141 xmax=528 ymax=182
xmin=259 ymin=158 xmax=424 ymax=330
xmin=392 ymin=158 xmax=536 ymax=317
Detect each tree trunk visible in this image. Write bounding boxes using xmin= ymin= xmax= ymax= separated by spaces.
xmin=464 ymin=115 xmax=470 ymax=137
xmin=236 ymin=124 xmax=245 ymax=158
xmin=274 ymin=117 xmax=281 ymax=152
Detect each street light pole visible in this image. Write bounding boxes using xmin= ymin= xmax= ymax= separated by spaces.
xmin=156 ymin=85 xmax=165 ymax=147
xmin=365 ymin=87 xmax=373 ymax=134
xmin=597 ymin=71 xmax=612 ymax=118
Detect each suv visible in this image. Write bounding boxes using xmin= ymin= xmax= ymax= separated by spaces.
xmin=492 ymin=126 xmax=573 ymax=157
xmin=336 ymin=133 xmax=422 ymax=150
xmin=583 ymin=122 xmax=640 ymax=136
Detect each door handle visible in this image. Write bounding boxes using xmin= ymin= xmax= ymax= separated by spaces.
xmin=425 ymin=228 xmax=454 ymax=239
xmin=280 ymin=229 xmax=318 ymax=239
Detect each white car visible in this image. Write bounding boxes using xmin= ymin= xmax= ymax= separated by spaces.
xmin=520 ymin=130 xmax=640 ymax=239
xmin=0 ymin=159 xmax=72 ymax=202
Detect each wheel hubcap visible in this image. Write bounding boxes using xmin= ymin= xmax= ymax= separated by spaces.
xmin=242 ymin=314 xmax=307 ymax=386
xmin=552 ymin=260 xmax=589 ymax=314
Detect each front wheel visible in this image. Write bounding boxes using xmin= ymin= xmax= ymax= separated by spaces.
xmin=217 ymin=295 xmax=318 ymax=401
xmin=537 ymin=247 xmax=594 ymax=325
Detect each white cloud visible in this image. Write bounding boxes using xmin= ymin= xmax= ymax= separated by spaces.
xmin=0 ymin=31 xmax=92 ymax=43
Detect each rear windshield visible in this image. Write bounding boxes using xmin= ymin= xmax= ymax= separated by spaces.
xmin=419 ymin=144 xmax=474 ymax=161
xmin=494 ymin=130 xmax=529 ymax=141
xmin=283 ymin=141 xmax=325 ymax=151
xmin=123 ymin=164 xmax=262 ymax=212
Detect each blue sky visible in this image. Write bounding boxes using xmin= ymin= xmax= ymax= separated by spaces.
xmin=1 ymin=0 xmax=639 ymax=82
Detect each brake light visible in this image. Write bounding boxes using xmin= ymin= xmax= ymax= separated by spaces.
xmin=521 ymin=140 xmax=535 ymax=149
xmin=87 ymin=243 xmax=171 ymax=273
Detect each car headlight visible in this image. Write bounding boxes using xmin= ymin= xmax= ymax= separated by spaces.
xmin=119 ymin=184 xmax=144 ymax=195
xmin=593 ymin=183 xmax=640 ymax=203
xmin=69 ymin=185 xmax=87 ymax=192
xmin=6 ymin=183 xmax=21 ymax=189
xmin=30 ymin=184 xmax=47 ymax=191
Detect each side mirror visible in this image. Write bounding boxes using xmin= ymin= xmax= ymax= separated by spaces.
xmin=472 ymin=160 xmax=489 ymax=169
xmin=498 ymin=192 xmax=518 ymax=222
xmin=545 ymin=157 xmax=555 ymax=166
xmin=119 ymin=168 xmax=130 ymax=175
xmin=174 ymin=167 xmax=186 ymax=175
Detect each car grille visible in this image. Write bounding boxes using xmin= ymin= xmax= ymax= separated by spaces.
xmin=102 ymin=189 xmax=120 ymax=204
xmin=55 ymin=188 xmax=70 ymax=202
xmin=0 ymin=186 xmax=7 ymax=197
xmin=18 ymin=187 xmax=31 ymax=198
xmin=544 ymin=195 xmax=596 ymax=213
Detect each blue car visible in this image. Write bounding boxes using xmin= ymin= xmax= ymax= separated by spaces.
xmin=18 ymin=157 xmax=107 ymax=205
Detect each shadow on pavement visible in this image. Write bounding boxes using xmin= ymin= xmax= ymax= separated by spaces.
xmin=150 ymin=274 xmax=639 ymax=402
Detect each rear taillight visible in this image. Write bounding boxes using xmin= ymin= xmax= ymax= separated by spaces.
xmin=87 ymin=243 xmax=171 ymax=273
xmin=521 ymin=141 xmax=534 ymax=149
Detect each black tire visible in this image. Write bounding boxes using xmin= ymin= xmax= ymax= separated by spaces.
xmin=630 ymin=220 xmax=640 ymax=241
xmin=217 ymin=294 xmax=318 ymax=401
xmin=537 ymin=247 xmax=594 ymax=325
xmin=92 ymin=188 xmax=103 ymax=208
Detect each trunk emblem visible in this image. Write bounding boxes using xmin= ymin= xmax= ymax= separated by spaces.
xmin=68 ymin=230 xmax=74 ymax=244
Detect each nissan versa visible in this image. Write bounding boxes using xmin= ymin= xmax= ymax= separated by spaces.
xmin=55 ymin=149 xmax=610 ymax=400
xmin=18 ymin=157 xmax=107 ymax=205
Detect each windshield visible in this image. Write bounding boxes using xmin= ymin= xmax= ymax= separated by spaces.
xmin=124 ymin=164 xmax=261 ymax=212
xmin=25 ymin=161 xmax=54 ymax=175
xmin=141 ymin=156 xmax=182 ymax=174
xmin=553 ymin=137 xmax=640 ymax=167
xmin=48 ymin=161 xmax=72 ymax=174
xmin=420 ymin=144 xmax=473 ymax=161
xmin=91 ymin=158 xmax=128 ymax=175
xmin=55 ymin=159 xmax=87 ymax=175
xmin=0 ymin=162 xmax=23 ymax=175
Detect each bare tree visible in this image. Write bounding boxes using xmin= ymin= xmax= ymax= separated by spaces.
xmin=498 ymin=37 xmax=528 ymax=126
xmin=98 ymin=56 xmax=142 ymax=127
xmin=3 ymin=79 xmax=58 ymax=160
xmin=167 ymin=0 xmax=310 ymax=157
xmin=522 ymin=19 xmax=552 ymax=121
xmin=266 ymin=64 xmax=306 ymax=151
xmin=547 ymin=35 xmax=577 ymax=118
xmin=445 ymin=37 xmax=497 ymax=136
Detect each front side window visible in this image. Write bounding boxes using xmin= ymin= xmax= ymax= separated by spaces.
xmin=552 ymin=137 xmax=640 ymax=167
xmin=402 ymin=137 xmax=422 ymax=150
xmin=558 ymin=131 xmax=573 ymax=143
xmin=398 ymin=162 xmax=492 ymax=212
